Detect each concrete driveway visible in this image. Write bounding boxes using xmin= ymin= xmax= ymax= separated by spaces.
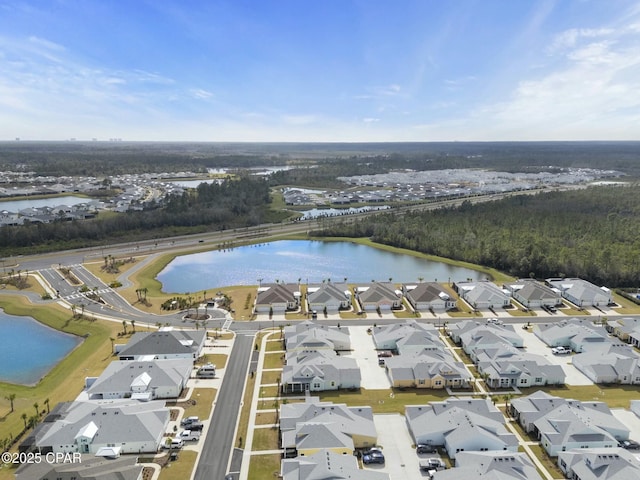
xmin=514 ymin=324 xmax=593 ymax=386
xmin=346 ymin=326 xmax=391 ymax=389
xmin=612 ymin=409 xmax=640 ymax=442
xmin=367 ymin=414 xmax=425 ymax=480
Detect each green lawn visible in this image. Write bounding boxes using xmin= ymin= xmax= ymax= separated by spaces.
xmin=251 ymin=427 xmax=280 ymax=451
xmin=263 ymin=352 xmax=285 ymax=369
xmin=319 ymin=388 xmax=455 ymax=414
xmin=261 ymin=370 xmax=282 ymax=385
xmin=247 ymin=454 xmax=281 ymax=480
xmin=158 ymin=450 xmax=198 ymax=480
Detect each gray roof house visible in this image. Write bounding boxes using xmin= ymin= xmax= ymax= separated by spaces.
xmin=15 ymin=454 xmax=143 ymax=480
xmin=533 ymin=318 xmax=609 ymax=353
xmin=285 ymin=320 xmax=351 ymax=351
xmin=384 ymin=348 xmax=473 ymax=389
xmin=572 ymin=344 xmax=640 ymax=384
xmin=505 ymin=279 xmax=562 ymax=309
xmin=509 ymin=391 xmax=629 ymax=457
xmin=280 ymin=397 xmax=377 ymax=457
xmin=282 ymin=349 xmax=361 ymax=393
xmin=448 ymin=320 xmax=523 ymax=348
xmin=282 ymin=449 xmax=390 ymax=480
xmin=372 ymin=320 xmax=439 ymax=351
xmin=255 ymin=283 xmax=300 ymax=313
xmin=307 ymin=283 xmax=351 ymax=314
xmin=406 ymin=398 xmax=518 ymax=459
xmin=23 ymin=400 xmax=169 ymax=455
xmin=433 ymin=451 xmax=544 ymax=480
xmin=116 ymin=328 xmax=206 ymax=361
xmin=455 ymin=323 xmax=524 ymax=361
xmin=558 ymin=448 xmax=640 ymax=480
xmin=476 ymin=346 xmax=566 ymax=388
xmin=606 ymin=317 xmax=640 ymax=343
xmin=402 ymin=282 xmax=457 ymax=312
xmin=85 ymin=359 xmax=193 ymax=400
xmin=546 ymin=278 xmax=613 ymax=307
xmin=355 ymin=282 xmax=401 ymax=311
xmin=455 ymin=281 xmax=510 ymax=310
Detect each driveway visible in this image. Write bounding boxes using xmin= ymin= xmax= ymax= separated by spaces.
xmin=345 ymin=326 xmax=391 ymax=389
xmin=612 ymin=409 xmax=640 ymax=442
xmin=514 ymin=324 xmax=593 ymax=386
xmin=367 ymin=414 xmax=425 ymax=480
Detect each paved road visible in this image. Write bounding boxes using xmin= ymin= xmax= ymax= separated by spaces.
xmin=194 ymin=332 xmax=255 ymax=480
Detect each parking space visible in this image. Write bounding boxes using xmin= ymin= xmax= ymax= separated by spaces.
xmin=345 ymin=326 xmax=392 ymax=389
xmin=514 ymin=324 xmax=593 ymax=386
xmin=368 ymin=414 xmax=424 ymax=480
xmin=612 ymin=409 xmax=640 ymax=442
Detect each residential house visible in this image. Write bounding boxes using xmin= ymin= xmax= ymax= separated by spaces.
xmin=282 ymin=449 xmax=390 ymax=480
xmin=402 ymin=282 xmax=457 ymax=312
xmin=280 ymin=398 xmax=377 ymax=457
xmin=448 ymin=320 xmax=523 ymax=348
xmin=406 ymin=398 xmax=518 ymax=459
xmin=116 ymin=328 xmax=206 ymax=361
xmin=509 ymin=391 xmax=629 ymax=457
xmin=20 ymin=400 xmax=169 ymax=455
xmin=534 ymin=319 xmax=609 ymax=353
xmin=254 ymin=283 xmax=300 ymax=313
xmin=630 ymin=325 xmax=640 ymax=349
xmin=572 ymin=344 xmax=640 ymax=384
xmin=455 ymin=281 xmax=511 ymax=311
xmin=372 ymin=320 xmax=439 ymax=352
xmin=606 ymin=317 xmax=640 ymax=343
xmin=355 ymin=282 xmax=401 ymax=312
xmin=282 ymin=349 xmax=361 ymax=393
xmin=433 ymin=451 xmax=544 ymax=480
xmin=15 ymin=454 xmax=143 ymax=480
xmin=306 ymin=283 xmax=351 ymax=314
xmin=476 ymin=346 xmax=565 ymax=388
xmin=285 ymin=320 xmax=351 ymax=352
xmin=558 ymin=448 xmax=640 ymax=480
xmin=546 ymin=278 xmax=613 ymax=308
xmin=384 ymin=349 xmax=472 ymax=389
xmin=85 ymin=359 xmax=193 ymax=400
xmin=505 ymin=279 xmax=562 ymax=309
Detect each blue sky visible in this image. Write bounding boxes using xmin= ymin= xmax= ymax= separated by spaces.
xmin=1 ymin=0 xmax=640 ymax=142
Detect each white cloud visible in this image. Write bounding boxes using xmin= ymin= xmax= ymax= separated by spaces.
xmin=190 ymin=88 xmax=214 ymax=99
xmin=362 ymin=117 xmax=380 ymax=123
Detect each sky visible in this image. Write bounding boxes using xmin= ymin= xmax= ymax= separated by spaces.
xmin=1 ymin=0 xmax=640 ymax=142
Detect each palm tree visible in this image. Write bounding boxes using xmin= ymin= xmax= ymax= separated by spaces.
xmin=109 ymin=337 xmax=115 ymax=353
xmin=5 ymin=393 xmax=16 ymax=412
xmin=33 ymin=402 xmax=39 ymax=417
xmin=122 ymin=320 xmax=127 ymax=335
xmin=21 ymin=412 xmax=27 ymax=429
xmin=130 ymin=319 xmax=136 ymax=333
xmin=44 ymin=398 xmax=50 ymax=414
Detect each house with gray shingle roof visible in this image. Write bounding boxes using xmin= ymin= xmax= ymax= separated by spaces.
xmin=406 ymin=398 xmax=518 ymax=459
xmin=24 ymin=399 xmax=169 ymax=454
xmin=572 ymin=344 xmax=640 ymax=384
xmin=306 ymin=283 xmax=351 ymax=314
xmin=433 ymin=451 xmax=544 ymax=480
xmin=606 ymin=317 xmax=640 ymax=343
xmin=402 ymin=282 xmax=456 ymax=312
xmin=15 ymin=454 xmax=143 ymax=480
xmin=534 ymin=318 xmax=609 ymax=353
xmin=455 ymin=281 xmax=510 ymax=310
xmin=546 ymin=278 xmax=613 ymax=308
xmin=448 ymin=320 xmax=523 ymax=349
xmin=384 ymin=348 xmax=473 ymax=389
xmin=280 ymin=398 xmax=377 ymax=457
xmin=372 ymin=320 xmax=438 ymax=351
xmin=116 ymin=328 xmax=205 ymax=360
xmin=476 ymin=346 xmax=565 ymax=388
xmin=509 ymin=391 xmax=629 ymax=457
xmin=282 ymin=449 xmax=390 ymax=480
xmin=505 ymin=279 xmax=562 ymax=309
xmin=282 ymin=349 xmax=361 ymax=393
xmin=285 ymin=320 xmax=351 ymax=351
xmin=558 ymin=448 xmax=640 ymax=480
xmin=255 ymin=283 xmax=300 ymax=313
xmin=355 ymin=282 xmax=401 ymax=311
xmin=86 ymin=358 xmax=193 ymax=400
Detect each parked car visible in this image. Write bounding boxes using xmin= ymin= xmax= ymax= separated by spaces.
xmin=181 ymin=416 xmax=200 ymax=426
xmin=363 ymin=452 xmax=385 ymax=465
xmin=416 ymin=443 xmax=436 ymax=454
xmin=179 ymin=430 xmax=201 ymax=441
xmin=421 ymin=458 xmax=445 ymax=470
xmin=551 ymin=346 xmax=571 ymax=355
xmin=620 ymin=439 xmax=640 ymax=450
xmin=187 ymin=421 xmax=204 ymax=431
xmin=164 ymin=438 xmax=184 ymax=449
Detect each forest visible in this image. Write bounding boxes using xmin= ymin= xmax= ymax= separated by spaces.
xmin=0 ymin=176 xmax=279 ymax=254
xmin=314 ymin=184 xmax=640 ymax=287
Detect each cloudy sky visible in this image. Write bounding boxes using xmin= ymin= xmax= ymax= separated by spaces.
xmin=1 ymin=0 xmax=640 ymax=142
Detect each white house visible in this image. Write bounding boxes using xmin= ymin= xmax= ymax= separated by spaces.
xmin=546 ymin=278 xmax=613 ymax=308
xmin=534 ymin=318 xmax=609 ymax=353
xmin=402 ymin=282 xmax=457 ymax=312
xmin=433 ymin=451 xmax=544 ymax=480
xmin=558 ymin=448 xmax=640 ymax=480
xmin=117 ymin=328 xmax=206 ymax=361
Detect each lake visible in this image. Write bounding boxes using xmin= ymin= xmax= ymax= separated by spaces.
xmin=0 ymin=195 xmax=88 ymax=213
xmin=156 ymin=240 xmax=484 ymax=293
xmin=0 ymin=311 xmax=82 ymax=385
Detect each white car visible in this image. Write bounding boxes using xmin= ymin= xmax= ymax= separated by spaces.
xmin=552 ymin=346 xmax=571 ymax=355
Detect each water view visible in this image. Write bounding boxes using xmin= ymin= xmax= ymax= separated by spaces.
xmin=156 ymin=240 xmax=484 ymax=293
xmin=0 ymin=195 xmax=89 ymax=213
xmin=0 ymin=311 xmax=82 ymax=385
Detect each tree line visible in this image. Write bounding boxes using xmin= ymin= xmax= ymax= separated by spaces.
xmin=0 ymin=176 xmax=277 ymax=255
xmin=314 ymin=185 xmax=640 ymax=287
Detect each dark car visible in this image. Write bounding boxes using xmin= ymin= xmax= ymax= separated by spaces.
xmin=620 ymin=440 xmax=640 ymax=450
xmin=416 ymin=443 xmax=436 ymax=454
xmin=188 ymin=422 xmax=204 ymax=431
xmin=363 ymin=452 xmax=385 ymax=465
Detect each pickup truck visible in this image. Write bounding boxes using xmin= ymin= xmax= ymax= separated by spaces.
xmin=179 ymin=430 xmax=201 ymax=442
xmin=552 ymin=346 xmax=571 ymax=355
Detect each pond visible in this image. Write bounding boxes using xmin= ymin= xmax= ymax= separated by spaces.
xmin=0 ymin=311 xmax=82 ymax=385
xmin=156 ymin=240 xmax=485 ymax=293
xmin=0 ymin=195 xmax=89 ymax=213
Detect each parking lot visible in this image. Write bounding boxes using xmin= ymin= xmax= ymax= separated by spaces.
xmin=345 ymin=326 xmax=392 ymax=389
xmin=514 ymin=323 xmax=593 ymax=386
